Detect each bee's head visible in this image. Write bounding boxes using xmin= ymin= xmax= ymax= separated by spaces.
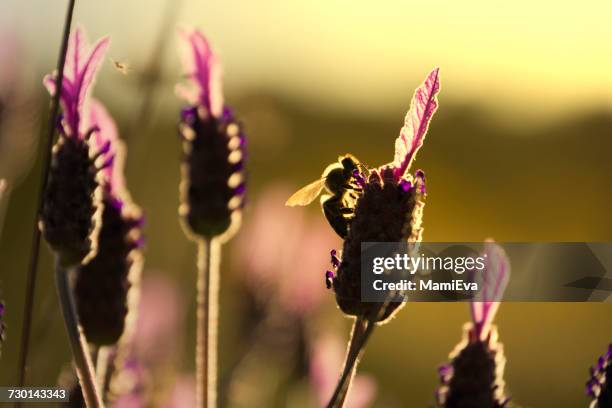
xmin=339 ymin=155 xmax=359 ymax=174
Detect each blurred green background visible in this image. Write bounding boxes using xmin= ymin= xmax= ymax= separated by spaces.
xmin=0 ymin=0 xmax=611 ymax=407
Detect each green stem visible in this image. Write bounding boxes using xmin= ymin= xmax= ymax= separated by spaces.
xmin=326 ymin=317 xmax=376 ymax=408
xmin=17 ymin=0 xmax=76 ymax=390
xmin=56 ymin=261 xmax=104 ymax=407
xmin=196 ymin=238 xmax=221 ymax=408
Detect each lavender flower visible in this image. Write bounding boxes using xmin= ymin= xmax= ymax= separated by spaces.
xmin=74 ymin=100 xmax=144 ymax=346
xmin=587 ymin=343 xmax=612 ymax=408
xmin=437 ymin=242 xmax=510 ymax=408
xmin=176 ymin=29 xmax=247 ymax=407
xmin=177 ymin=29 xmax=245 ymax=240
xmin=41 ymin=27 xmax=110 ymax=267
xmin=302 ymin=69 xmax=440 ymax=408
xmin=326 ymin=68 xmax=440 ymax=323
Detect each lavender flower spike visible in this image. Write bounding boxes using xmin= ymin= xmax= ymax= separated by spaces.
xmin=177 ymin=29 xmax=245 ymax=240
xmin=311 ymin=69 xmax=440 ymax=408
xmin=327 ymin=68 xmax=440 ymax=323
xmin=587 ymin=343 xmax=612 ymax=408
xmin=437 ymin=242 xmax=511 ymax=408
xmin=176 ymin=29 xmax=247 ymax=408
xmin=41 ymin=27 xmax=110 ymax=267
xmin=75 ymin=100 xmax=144 ymax=346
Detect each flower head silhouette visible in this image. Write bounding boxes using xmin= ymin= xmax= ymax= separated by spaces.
xmin=437 ymin=242 xmax=511 ymax=408
xmin=74 ymin=100 xmax=144 ymax=346
xmin=291 ymin=68 xmax=441 ymax=408
xmin=177 ymin=29 xmax=245 ymax=240
xmin=587 ymin=343 xmax=612 ymax=408
xmin=326 ymin=68 xmax=440 ymax=323
xmin=41 ymin=27 xmax=110 ymax=266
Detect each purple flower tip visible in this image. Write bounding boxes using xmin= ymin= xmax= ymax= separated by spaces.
xmin=99 ymin=140 xmax=111 ymax=155
xmin=233 ymin=161 xmax=244 ymax=172
xmin=352 ymin=169 xmax=366 ymax=187
xmin=325 ymin=271 xmax=335 ymax=289
xmin=415 ymin=169 xmax=426 ymax=194
xmin=130 ymin=214 xmax=146 ymax=229
xmin=330 ymin=249 xmax=340 ymax=268
xmin=399 ymin=179 xmax=412 ymax=192
xmin=131 ymin=236 xmax=146 ymax=250
xmin=100 ymin=154 xmax=115 ymax=170
xmin=234 ymin=183 xmax=246 ymax=196
xmin=109 ymin=195 xmax=123 ymax=210
xmin=181 ymin=106 xmax=198 ymax=123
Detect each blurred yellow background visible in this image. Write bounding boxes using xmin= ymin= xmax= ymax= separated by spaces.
xmin=0 ymin=0 xmax=611 ymax=407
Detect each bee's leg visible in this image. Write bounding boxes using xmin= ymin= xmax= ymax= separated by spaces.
xmin=321 ymin=195 xmax=351 ymax=238
xmin=343 ymin=183 xmax=362 ymax=192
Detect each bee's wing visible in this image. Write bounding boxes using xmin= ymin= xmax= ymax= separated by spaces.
xmin=285 ymin=179 xmax=326 ymax=206
xmin=357 ymin=162 xmax=371 ymax=177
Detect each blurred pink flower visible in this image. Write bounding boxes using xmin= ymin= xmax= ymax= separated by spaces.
xmin=234 ymin=185 xmax=340 ymax=316
xmin=131 ymin=275 xmax=186 ymax=361
xmin=165 ymin=375 xmax=196 ymax=408
xmin=111 ymin=275 xmax=186 ymax=406
xmin=310 ymin=335 xmax=376 ymax=408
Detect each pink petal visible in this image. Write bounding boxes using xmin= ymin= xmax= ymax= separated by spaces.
xmin=470 ymin=240 xmax=510 ymax=340
xmin=88 ymin=99 xmax=128 ymax=195
xmin=43 ymin=27 xmax=109 ymax=138
xmin=393 ymin=68 xmax=441 ymax=178
xmin=76 ymin=38 xmax=110 ymax=115
xmin=177 ymin=28 xmax=224 ymax=118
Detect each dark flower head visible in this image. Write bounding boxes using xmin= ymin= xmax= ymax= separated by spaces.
xmin=325 ymin=68 xmax=440 ymax=323
xmin=74 ymin=101 xmax=144 ymax=346
xmin=177 ymin=29 xmax=245 ymax=241
xmin=40 ymin=27 xmax=110 ymax=267
xmin=587 ymin=343 xmax=612 ymax=408
xmin=437 ymin=243 xmax=511 ymax=408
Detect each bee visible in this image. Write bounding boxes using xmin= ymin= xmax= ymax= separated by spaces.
xmin=111 ymin=59 xmax=131 ymax=75
xmin=286 ymin=154 xmax=368 ymax=238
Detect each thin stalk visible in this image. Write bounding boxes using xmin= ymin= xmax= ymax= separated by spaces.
xmin=17 ymin=0 xmax=76 ymax=389
xmin=95 ymin=346 xmax=110 ymax=394
xmin=56 ymin=261 xmax=104 ymax=408
xmin=196 ymin=238 xmax=221 ymax=408
xmin=326 ymin=317 xmax=376 ymax=408
xmin=91 ymin=346 xmax=99 ymax=370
